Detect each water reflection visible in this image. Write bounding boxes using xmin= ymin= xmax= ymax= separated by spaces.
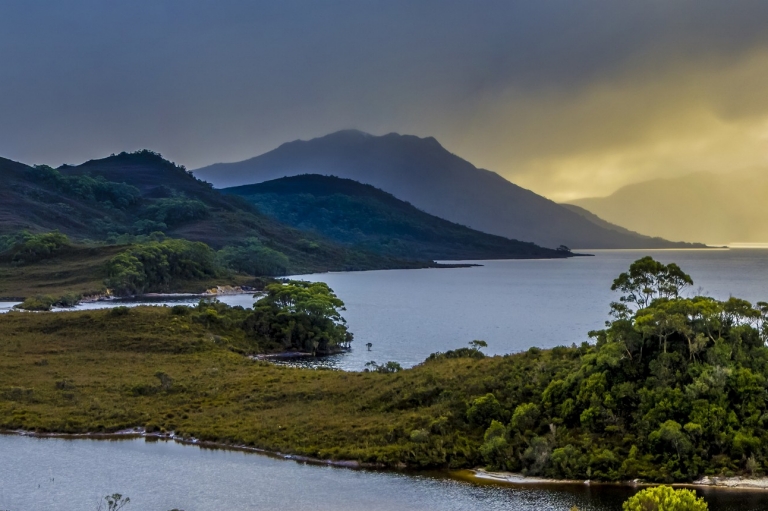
xmin=0 ymin=435 xmax=766 ymax=511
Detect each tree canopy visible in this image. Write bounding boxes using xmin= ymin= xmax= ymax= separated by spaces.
xmin=243 ymin=281 xmax=352 ymax=354
xmin=105 ymin=239 xmax=220 ymax=294
xmin=471 ymin=257 xmax=768 ymax=482
xmin=622 ymin=486 xmax=708 ymax=511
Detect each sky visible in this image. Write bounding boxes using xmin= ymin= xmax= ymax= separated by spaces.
xmin=2 ymin=1 xmax=768 ymax=201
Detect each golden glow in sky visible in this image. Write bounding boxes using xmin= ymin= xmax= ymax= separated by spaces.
xmin=444 ymin=49 xmax=768 ymax=202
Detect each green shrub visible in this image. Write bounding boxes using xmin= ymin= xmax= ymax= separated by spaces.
xmin=56 ymin=292 xmax=82 ymax=307
xmin=10 ymin=232 xmax=70 ymax=264
xmin=623 ymin=486 xmax=708 ymax=511
xmin=141 ymin=197 xmax=209 ymax=227
xmin=510 ymin=403 xmax=540 ymax=434
xmin=14 ymin=296 xmax=56 ymax=311
xmin=480 ymin=420 xmax=512 ymax=468
xmin=410 ymin=429 xmax=430 ymax=443
xmin=109 ymin=306 xmax=131 ymax=317
xmin=364 ymin=361 xmax=403 ymax=373
xmin=466 ymin=393 xmax=504 ymax=427
xmin=243 ymin=280 xmax=352 ymax=353
xmin=106 ymin=239 xmax=220 ymax=295
xmin=424 ymin=340 xmax=489 ymax=363
xmin=217 ymin=238 xmax=289 ymax=276
xmin=171 ymin=305 xmax=190 ymax=316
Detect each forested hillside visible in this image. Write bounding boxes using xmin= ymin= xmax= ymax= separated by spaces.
xmin=225 ymin=175 xmax=570 ymax=260
xmin=196 ymin=130 xmax=707 ymax=249
xmin=0 ymin=151 xmax=432 ymax=284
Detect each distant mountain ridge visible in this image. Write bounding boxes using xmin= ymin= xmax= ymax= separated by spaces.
xmin=195 ymin=130 xmax=705 ymax=249
xmin=224 ymin=174 xmax=570 ymax=260
xmin=569 ymin=170 xmax=768 ymax=245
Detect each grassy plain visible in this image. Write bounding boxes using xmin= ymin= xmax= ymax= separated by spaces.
xmin=0 ymin=307 xmax=566 ymax=467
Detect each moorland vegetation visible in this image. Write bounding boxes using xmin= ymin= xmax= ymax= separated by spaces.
xmin=0 ymin=227 xmax=421 ymax=306
xmin=1 ymin=257 xmax=767 ymax=484
xmin=0 ymin=151 xmax=435 ymax=300
xmin=0 ymin=232 xmax=251 ymax=306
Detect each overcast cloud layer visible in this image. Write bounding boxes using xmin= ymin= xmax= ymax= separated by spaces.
xmin=2 ymin=1 xmax=768 ymax=200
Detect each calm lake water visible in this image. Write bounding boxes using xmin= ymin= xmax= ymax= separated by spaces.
xmin=290 ymin=249 xmax=768 ymax=370
xmin=1 ymin=435 xmax=766 ymax=511
xmin=6 ymin=249 xmax=767 ymax=371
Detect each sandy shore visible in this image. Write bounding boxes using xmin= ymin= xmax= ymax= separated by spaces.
xmin=462 ymin=468 xmax=768 ymax=491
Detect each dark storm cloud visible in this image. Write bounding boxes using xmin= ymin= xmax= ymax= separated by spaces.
xmin=1 ymin=1 xmax=768 ymax=198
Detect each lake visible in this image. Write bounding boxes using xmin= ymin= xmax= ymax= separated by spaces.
xmin=1 ymin=435 xmax=766 ymax=511
xmin=3 ymin=249 xmax=768 ymax=510
xmin=289 ymin=248 xmax=768 ymax=370
xmin=7 ymin=248 xmax=767 ymax=371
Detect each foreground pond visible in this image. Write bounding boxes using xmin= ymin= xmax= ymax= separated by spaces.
xmin=1 ymin=435 xmax=766 ymax=511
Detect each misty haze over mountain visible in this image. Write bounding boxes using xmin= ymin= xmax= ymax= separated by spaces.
xmin=570 ymin=170 xmax=768 ymax=245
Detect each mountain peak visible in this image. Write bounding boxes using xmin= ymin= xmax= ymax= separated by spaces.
xmin=76 ymin=149 xmax=177 ymax=169
xmin=60 ymin=150 xmax=200 ymax=193
xmin=193 ymin=131 xmax=705 ymax=249
xmin=280 ymin=130 xmax=445 ymax=152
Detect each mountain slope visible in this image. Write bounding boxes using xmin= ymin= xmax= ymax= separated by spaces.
xmin=224 ymin=174 xmax=569 ymax=260
xmin=194 ymin=130 xmax=704 ymax=249
xmin=569 ymin=170 xmax=768 ymax=245
xmin=560 ymin=203 xmax=688 ymax=242
xmin=0 ymin=151 xmax=430 ymax=274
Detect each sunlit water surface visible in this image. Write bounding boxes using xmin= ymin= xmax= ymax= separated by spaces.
xmin=1 ymin=435 xmax=766 ymax=511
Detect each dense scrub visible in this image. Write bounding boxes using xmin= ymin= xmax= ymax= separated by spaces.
xmin=473 ymin=257 xmax=768 ymax=482
xmin=216 ymin=238 xmax=290 ymax=276
xmin=105 ymin=238 xmax=221 ymax=295
xmin=0 ymin=228 xmax=434 ymax=301
xmin=0 ymin=233 xmax=248 ymax=301
xmin=2 ymin=258 xmax=767 ymax=483
xmin=3 ymin=231 xmax=72 ymax=264
xmin=33 ymin=164 xmax=142 ymax=210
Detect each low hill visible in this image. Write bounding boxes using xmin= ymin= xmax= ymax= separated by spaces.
xmin=0 ymin=240 xmax=123 ymax=300
xmin=0 ymin=151 xmax=429 ymax=275
xmin=0 ymin=232 xmax=258 ymax=301
xmin=224 ymin=175 xmax=569 ymax=260
xmin=195 ymin=130 xmax=705 ymax=249
xmin=569 ymin=170 xmax=768 ymax=245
